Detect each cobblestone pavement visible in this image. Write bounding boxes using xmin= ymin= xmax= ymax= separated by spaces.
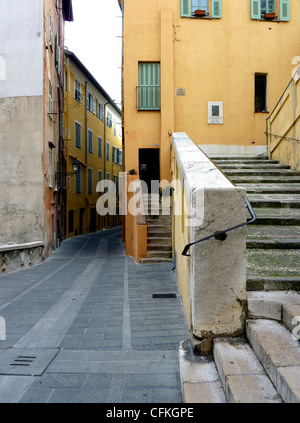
xmin=0 ymin=228 xmax=189 ymax=403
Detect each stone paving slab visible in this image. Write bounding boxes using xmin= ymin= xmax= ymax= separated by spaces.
xmin=0 ymin=228 xmax=189 ymax=403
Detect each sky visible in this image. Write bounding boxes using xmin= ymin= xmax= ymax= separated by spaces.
xmin=64 ymin=0 xmax=122 ymax=107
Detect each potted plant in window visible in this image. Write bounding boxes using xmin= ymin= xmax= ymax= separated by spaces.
xmin=194 ymin=9 xmax=206 ymax=17
xmin=264 ymin=10 xmax=276 ymax=20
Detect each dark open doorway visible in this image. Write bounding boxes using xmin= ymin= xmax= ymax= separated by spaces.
xmin=139 ymin=148 xmax=160 ymax=194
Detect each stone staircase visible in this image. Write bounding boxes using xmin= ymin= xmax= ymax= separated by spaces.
xmin=139 ymin=194 xmax=173 ymax=264
xmin=180 ymin=156 xmax=300 ymax=403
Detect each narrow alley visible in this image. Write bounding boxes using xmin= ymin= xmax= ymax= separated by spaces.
xmin=0 ymin=228 xmax=189 ymax=403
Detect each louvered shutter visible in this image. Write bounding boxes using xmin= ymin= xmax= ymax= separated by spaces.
xmin=280 ymin=0 xmax=290 ymax=21
xmin=211 ymin=0 xmax=222 ymax=18
xmin=251 ymin=0 xmax=261 ymax=19
xmin=138 ymin=63 xmax=160 ymax=110
xmin=181 ymin=0 xmax=191 ymax=17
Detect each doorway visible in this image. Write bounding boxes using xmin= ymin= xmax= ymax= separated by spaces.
xmin=139 ymin=148 xmax=160 ymax=194
xmin=79 ymin=208 xmax=85 ymax=235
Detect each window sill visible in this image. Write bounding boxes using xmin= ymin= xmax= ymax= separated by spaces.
xmin=255 ymin=110 xmax=269 ymax=113
xmin=137 ymin=109 xmax=161 ymax=112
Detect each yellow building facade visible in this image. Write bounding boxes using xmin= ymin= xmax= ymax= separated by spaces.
xmin=119 ymin=0 xmax=300 ymax=185
xmin=64 ymin=50 xmax=122 ymax=238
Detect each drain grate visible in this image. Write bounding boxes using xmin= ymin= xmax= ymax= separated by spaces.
xmin=0 ymin=348 xmax=59 ymax=376
xmin=152 ymin=293 xmax=177 ymax=298
xmin=10 ymin=355 xmax=36 ymax=367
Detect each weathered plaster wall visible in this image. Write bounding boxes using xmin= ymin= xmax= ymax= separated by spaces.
xmin=0 ymin=0 xmax=43 ymax=98
xmin=0 ymin=96 xmax=44 ymax=245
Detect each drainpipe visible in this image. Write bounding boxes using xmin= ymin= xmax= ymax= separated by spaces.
xmin=103 ymin=101 xmax=110 ymax=178
xmin=85 ymin=81 xmax=88 ymax=165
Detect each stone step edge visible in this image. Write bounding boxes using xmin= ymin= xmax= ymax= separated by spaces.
xmin=179 ymin=340 xmax=227 ymax=403
xmin=246 ymin=291 xmax=300 ymax=322
xmin=247 ymin=276 xmax=300 ymax=292
xmin=246 ymin=319 xmax=300 ymax=403
xmin=213 ymin=338 xmax=282 ymax=403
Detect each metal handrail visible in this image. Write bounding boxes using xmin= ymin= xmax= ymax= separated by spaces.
xmin=182 ymin=198 xmax=257 ymax=257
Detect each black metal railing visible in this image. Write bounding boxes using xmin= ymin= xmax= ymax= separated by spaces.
xmin=182 ymin=198 xmax=257 ymax=257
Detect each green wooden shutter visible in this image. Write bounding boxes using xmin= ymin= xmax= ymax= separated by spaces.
xmin=280 ymin=0 xmax=290 ymax=21
xmin=181 ymin=0 xmax=191 ymax=17
xmin=211 ymin=0 xmax=221 ymax=18
xmin=251 ymin=0 xmax=261 ymax=19
xmin=138 ymin=63 xmax=160 ymax=110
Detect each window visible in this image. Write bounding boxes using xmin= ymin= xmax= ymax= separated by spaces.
xmin=138 ymin=63 xmax=161 ymax=110
xmin=48 ymin=79 xmax=53 ymax=115
xmin=75 ymin=167 xmax=81 ymax=193
xmin=98 ymin=170 xmax=103 ymax=191
xmin=255 ymin=74 xmax=268 ymax=112
xmin=49 ymin=15 xmax=53 ymax=48
xmin=86 ymin=89 xmax=90 ymax=110
xmin=106 ymin=172 xmax=110 ymax=193
xmin=88 ymin=168 xmax=93 ymax=194
xmin=88 ymin=129 xmax=93 ymax=154
xmin=98 ymin=136 xmax=102 ymax=157
xmin=107 ymin=111 xmax=113 ymax=128
xmin=86 ymin=90 xmax=95 ymax=113
xmin=114 ymin=175 xmax=119 ymax=195
xmin=75 ymin=79 xmax=81 ymax=102
xmin=48 ymin=148 xmax=53 ymax=188
xmin=100 ymin=104 xmax=104 ymax=121
xmin=65 ymin=70 xmax=68 ymax=92
xmin=181 ymin=0 xmax=222 ymax=18
xmin=113 ymin=118 xmax=117 ymax=136
xmin=113 ymin=146 xmax=118 ymax=164
xmin=92 ymin=95 xmax=95 ymax=114
xmin=251 ymin=0 xmax=289 ymax=21
xmin=118 ymin=149 xmax=123 ymax=166
xmin=106 ymin=142 xmax=110 ymax=161
xmin=75 ymin=121 xmax=82 ymax=148
xmin=68 ymin=210 xmax=74 ymax=234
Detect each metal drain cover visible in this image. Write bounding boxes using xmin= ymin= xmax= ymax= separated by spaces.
xmin=152 ymin=293 xmax=177 ymax=298
xmin=0 ymin=348 xmax=59 ymax=376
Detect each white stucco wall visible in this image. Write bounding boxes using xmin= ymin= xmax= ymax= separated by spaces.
xmin=0 ymin=0 xmax=43 ymax=98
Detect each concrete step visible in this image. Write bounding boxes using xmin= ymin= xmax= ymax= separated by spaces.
xmin=248 ymin=194 xmax=300 ymax=208
xmin=246 ymin=291 xmax=300 ymax=321
xmin=210 ymin=156 xmax=269 ymax=161
xmin=147 ymin=244 xmax=172 ymax=252
xmin=147 ymin=220 xmax=172 ymax=227
xmin=214 ymin=160 xmax=280 ymax=165
xmin=147 ymin=236 xmax=172 ymax=245
xmin=250 ymin=208 xmax=300 ymax=225
xmin=237 ymin=183 xmax=300 ymax=194
xmin=147 ymin=250 xmax=172 ymax=258
xmin=225 ymin=169 xmax=300 ymax=177
xmin=147 ymin=229 xmax=172 ymax=237
xmin=247 ymin=276 xmax=300 ymax=292
xmin=232 ymin=176 xmax=300 ymax=184
xmin=246 ymin=319 xmax=300 ymax=403
xmin=247 ymin=239 xmax=300 ymax=249
xmin=219 ymin=163 xmax=291 ymax=170
xmin=283 ymin=304 xmax=300 ymax=334
xmin=247 ymin=225 xmax=300 ymax=241
xmin=247 ymin=249 xmax=300 ymax=278
xmin=139 ymin=257 xmax=173 ymax=264
xmin=179 ymin=340 xmax=227 ymax=403
xmin=213 ymin=338 xmax=282 ymax=403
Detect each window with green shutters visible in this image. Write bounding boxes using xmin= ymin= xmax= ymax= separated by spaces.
xmin=251 ymin=0 xmax=289 ymax=21
xmin=138 ymin=63 xmax=161 ymax=111
xmin=181 ymin=0 xmax=221 ymax=18
xmin=88 ymin=168 xmax=93 ymax=195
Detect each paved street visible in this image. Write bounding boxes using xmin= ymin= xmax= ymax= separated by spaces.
xmin=0 ymin=227 xmax=189 ymax=403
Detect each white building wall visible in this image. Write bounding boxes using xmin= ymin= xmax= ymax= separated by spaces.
xmin=0 ymin=0 xmax=43 ymax=98
xmin=0 ymin=0 xmax=44 ymax=247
